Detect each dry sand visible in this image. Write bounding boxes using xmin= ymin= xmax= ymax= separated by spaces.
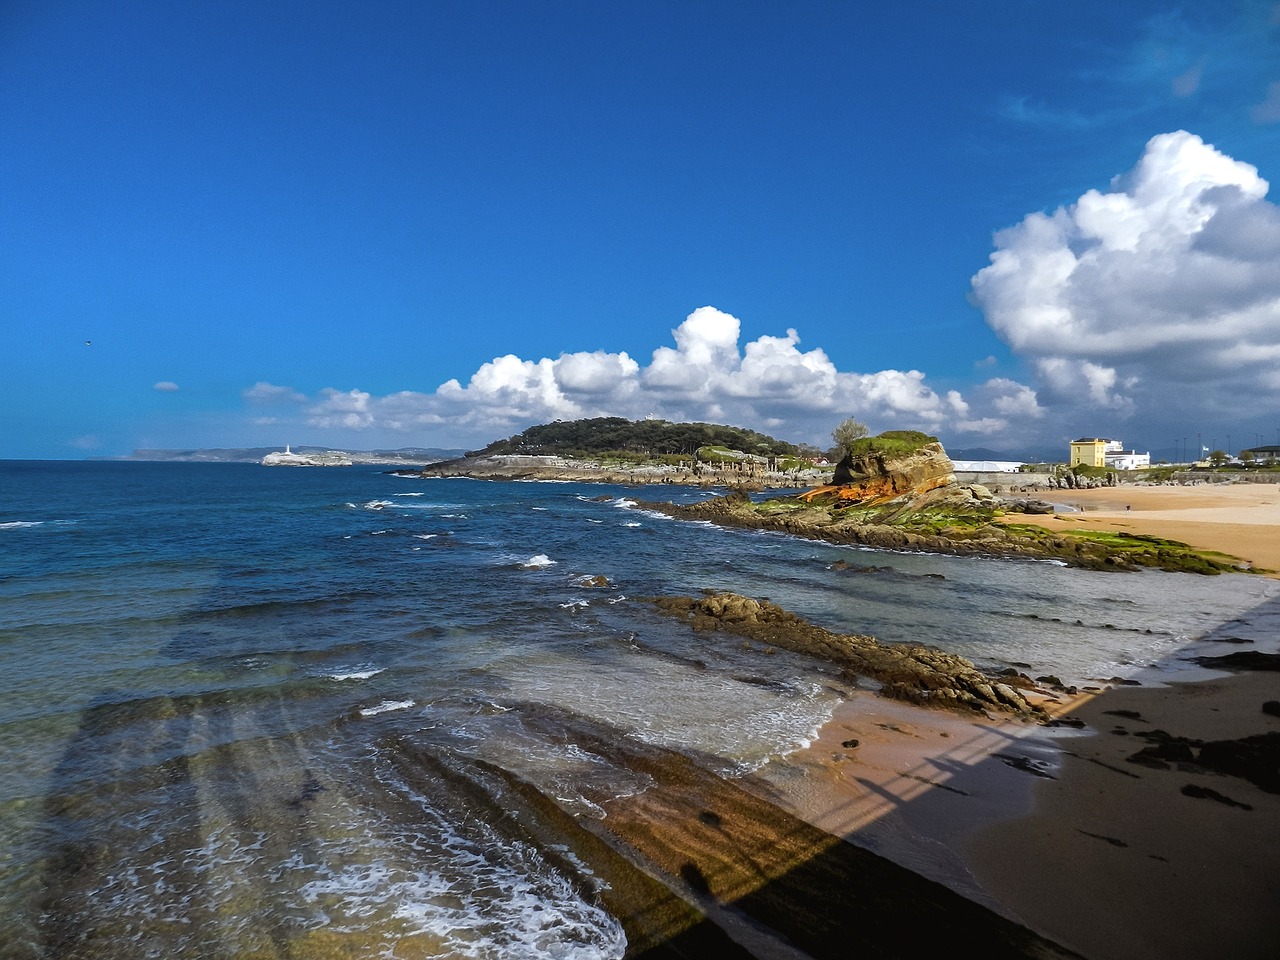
xmin=749 ymin=481 xmax=1280 ymax=959
xmin=995 ymin=480 xmax=1280 ymax=575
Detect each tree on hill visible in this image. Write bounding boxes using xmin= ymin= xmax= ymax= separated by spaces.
xmin=471 ymin=417 xmax=801 ymax=459
xmin=830 ymin=417 xmax=869 ymax=457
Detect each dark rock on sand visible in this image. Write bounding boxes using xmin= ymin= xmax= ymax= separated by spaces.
xmin=1005 ymin=498 xmax=1057 ymax=514
xmin=1127 ymin=729 xmax=1280 ymax=794
xmin=1193 ymin=651 xmax=1280 ymax=671
xmin=1105 ymin=709 xmax=1145 ymax=720
xmin=1181 ymin=783 xmax=1253 ymax=809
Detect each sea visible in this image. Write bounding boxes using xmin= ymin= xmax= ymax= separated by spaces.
xmin=2 ymin=459 xmax=1278 ymax=959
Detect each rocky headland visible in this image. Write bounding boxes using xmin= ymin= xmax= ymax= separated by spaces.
xmin=261 ymin=446 xmax=353 ymax=467
xmin=419 ymin=419 xmax=1251 ymax=573
xmin=418 ymin=416 xmax=832 ymax=488
xmin=637 ymin=440 xmax=1251 ymax=575
xmin=419 ymin=452 xmax=828 ymax=488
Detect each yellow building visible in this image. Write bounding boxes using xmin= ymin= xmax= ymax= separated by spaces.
xmin=1069 ymin=437 xmax=1112 ymax=468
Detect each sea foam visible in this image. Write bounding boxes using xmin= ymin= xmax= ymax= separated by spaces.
xmin=359 ymin=699 xmax=416 ymax=717
xmin=328 ymin=668 xmax=385 ymax=681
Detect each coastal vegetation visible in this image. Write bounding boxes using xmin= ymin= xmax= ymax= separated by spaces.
xmin=640 ymin=487 xmax=1252 ymax=575
xmin=829 ymin=416 xmax=868 ymax=455
xmin=469 ymin=416 xmax=814 ymax=461
xmin=438 ymin=418 xmax=1261 ymax=575
xmin=839 ymin=428 xmax=937 ymax=460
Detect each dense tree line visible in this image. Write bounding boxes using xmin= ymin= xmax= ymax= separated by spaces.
xmin=470 ymin=417 xmax=810 ymax=459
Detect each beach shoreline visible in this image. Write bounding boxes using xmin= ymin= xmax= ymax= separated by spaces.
xmin=742 ymin=481 xmax=1280 ymax=958
xmin=996 ymin=481 xmax=1280 ymax=576
xmin=747 ymin=666 xmax=1280 ymax=959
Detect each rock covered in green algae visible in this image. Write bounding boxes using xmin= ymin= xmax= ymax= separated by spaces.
xmin=637 ymin=486 xmax=1250 ymax=575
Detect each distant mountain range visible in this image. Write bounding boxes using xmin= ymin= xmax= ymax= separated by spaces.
xmin=100 ymin=440 xmax=1064 ymax=468
xmin=99 ymin=446 xmax=466 ymax=465
xmin=946 ymin=445 xmax=1064 ymax=464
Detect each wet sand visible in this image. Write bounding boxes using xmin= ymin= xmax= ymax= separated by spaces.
xmin=754 ymin=670 xmax=1280 ymax=960
xmin=746 ymin=483 xmax=1280 ymax=958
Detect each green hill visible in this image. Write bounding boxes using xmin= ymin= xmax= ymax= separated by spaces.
xmin=470 ymin=417 xmax=807 ymax=460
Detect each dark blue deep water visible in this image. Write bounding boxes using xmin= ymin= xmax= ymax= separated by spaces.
xmin=2 ymin=461 xmax=1277 ymax=958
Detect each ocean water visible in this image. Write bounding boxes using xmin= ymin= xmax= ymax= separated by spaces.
xmin=2 ymin=460 xmax=1277 ymax=958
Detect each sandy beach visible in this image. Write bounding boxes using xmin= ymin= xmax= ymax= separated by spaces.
xmin=749 ymin=480 xmax=1280 ymax=959
xmin=996 ymin=480 xmax=1280 ymax=575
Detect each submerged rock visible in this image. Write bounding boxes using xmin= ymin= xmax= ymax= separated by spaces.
xmin=645 ymin=591 xmax=1047 ymax=720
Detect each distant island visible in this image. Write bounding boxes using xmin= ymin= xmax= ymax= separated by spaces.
xmin=99 ymin=445 xmax=466 ymax=466
xmin=261 ymin=445 xmax=351 ymax=467
xmin=419 ymin=416 xmax=831 ymax=487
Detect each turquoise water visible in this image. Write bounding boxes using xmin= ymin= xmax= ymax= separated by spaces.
xmin=2 ymin=461 xmax=1276 ymax=958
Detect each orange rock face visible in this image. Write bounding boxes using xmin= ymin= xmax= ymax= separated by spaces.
xmin=800 ymin=442 xmax=955 ymax=505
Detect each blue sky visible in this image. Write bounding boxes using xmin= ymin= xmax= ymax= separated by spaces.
xmin=3 ymin=0 xmax=1279 ymax=460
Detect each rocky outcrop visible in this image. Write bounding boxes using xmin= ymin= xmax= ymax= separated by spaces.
xmin=261 ymin=448 xmax=352 ymax=467
xmin=810 ymin=441 xmax=955 ymax=504
xmin=635 ymin=486 xmax=1060 ymax=563
xmin=1127 ymin=728 xmax=1280 ymax=794
xmin=635 ymin=482 xmax=1246 ymax=574
xmin=647 ymin=591 xmax=1046 ymax=719
xmin=419 ymin=453 xmax=828 ymax=489
xmin=479 ymin=703 xmax=1080 ymax=959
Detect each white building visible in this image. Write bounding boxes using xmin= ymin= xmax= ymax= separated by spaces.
xmin=1104 ymin=447 xmax=1150 ymax=470
xmin=1071 ymin=437 xmax=1150 ymax=471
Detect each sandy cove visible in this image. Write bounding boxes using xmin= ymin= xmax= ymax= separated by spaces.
xmin=727 ymin=482 xmax=1280 ymax=959
xmin=748 ymin=665 xmax=1280 ymax=960
xmin=996 ymin=481 xmax=1280 ymax=575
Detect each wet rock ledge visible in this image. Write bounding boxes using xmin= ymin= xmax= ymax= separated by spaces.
xmin=646 ymin=591 xmax=1049 ymax=720
xmin=636 ymin=486 xmax=1248 ymax=575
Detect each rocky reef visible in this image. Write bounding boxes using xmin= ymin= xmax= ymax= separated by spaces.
xmin=636 ymin=436 xmax=1250 ymax=575
xmin=646 ymin=591 xmax=1049 ymax=719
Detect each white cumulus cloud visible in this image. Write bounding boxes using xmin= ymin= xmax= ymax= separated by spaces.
xmin=153 ymin=381 xmax=179 ymax=392
xmin=971 ymin=130 xmax=1280 ymax=431
xmin=249 ymin=305 xmax=1041 ymax=451
xmin=243 ymin=381 xmax=306 ymax=404
xmin=308 ymin=388 xmax=375 ymax=429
